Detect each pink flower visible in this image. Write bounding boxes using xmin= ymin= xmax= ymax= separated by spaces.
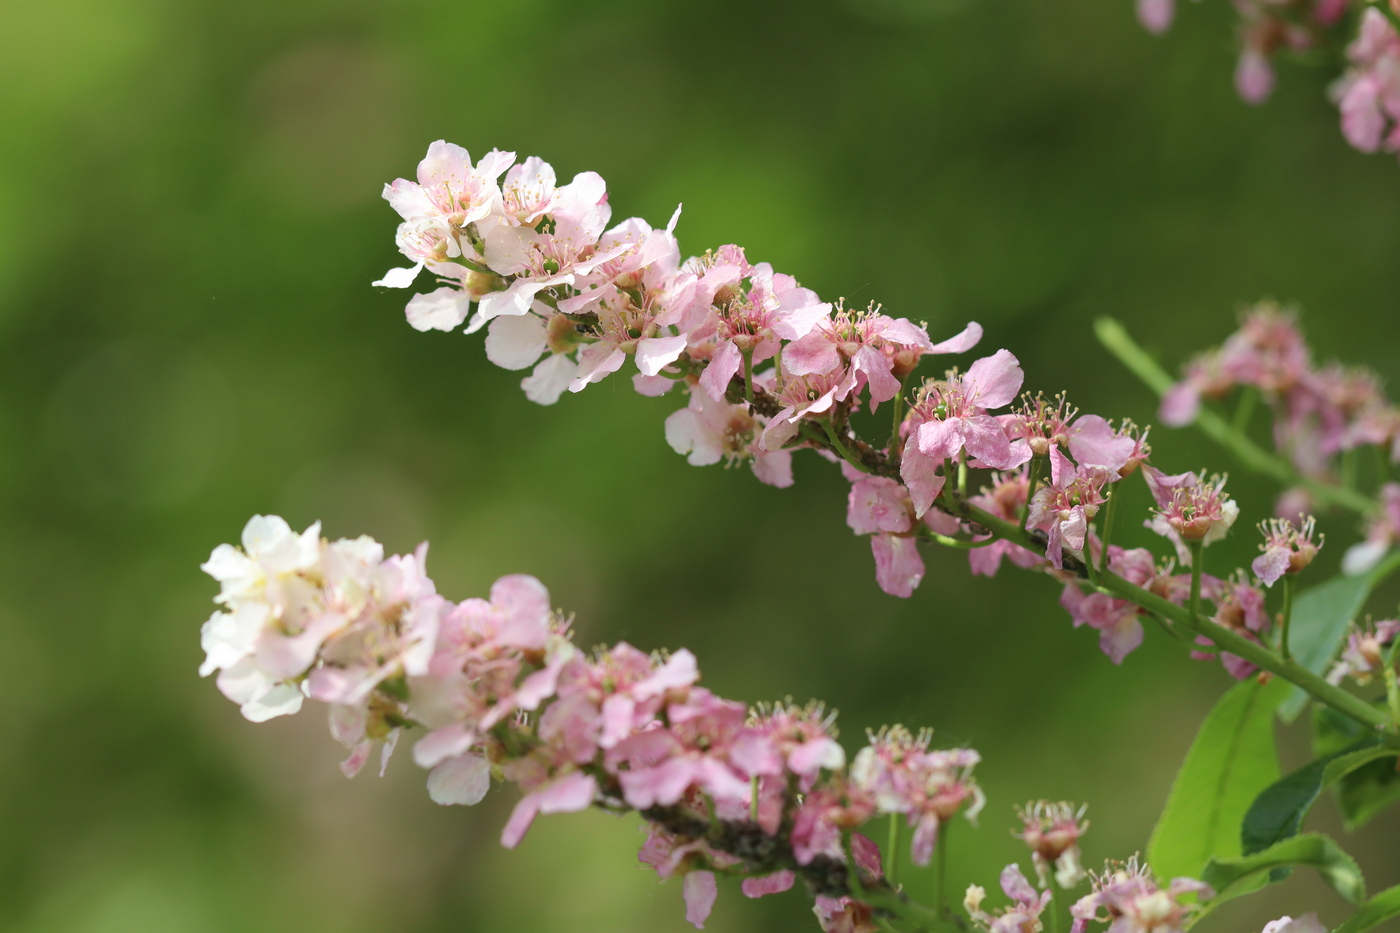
xmin=1027 ymin=465 xmax=1117 ymax=569
xmin=850 ymin=728 xmax=984 ymax=867
xmin=1252 ymin=516 xmax=1323 ymax=585
xmin=1060 ymin=582 xmax=1143 ymax=664
xmin=1261 ymin=915 xmax=1326 ymax=933
xmin=375 ymin=142 xmax=515 ymax=288
xmin=1344 ymin=482 xmax=1400 ymax=573
xmin=1071 ymin=858 xmax=1212 ymax=933
xmin=475 ymin=168 xmax=625 ymax=326
xmin=666 ymin=385 xmax=794 ymax=488
xmin=738 ymin=702 xmax=846 ymax=789
xmin=908 ymin=350 xmax=1025 ymax=472
xmin=1016 ymin=800 xmax=1090 ymax=889
xmin=676 ymin=247 xmax=830 ymax=402
xmin=1327 ymin=618 xmax=1400 ymax=685
xmin=759 ymin=371 xmax=846 ymax=450
xmin=783 ymin=304 xmax=938 ymax=406
xmin=847 ymin=475 xmax=914 ymax=535
xmin=967 ymin=470 xmax=1042 ymax=577
xmin=1137 ymin=0 xmax=1175 ymax=34
xmin=1143 ymin=467 xmax=1238 ymax=560
xmin=1335 ymin=10 xmax=1400 ymax=154
xmin=1006 ymin=395 xmax=1139 ymax=482
xmin=1190 ymin=573 xmax=1271 ymax=679
xmin=1235 ymin=47 xmax=1276 ymax=105
xmin=609 ymin=688 xmax=752 ymax=809
xmin=964 ymin=864 xmax=1052 ymax=933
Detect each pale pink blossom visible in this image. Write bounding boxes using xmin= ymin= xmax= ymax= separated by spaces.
xmin=675 ymin=248 xmax=829 ymax=402
xmin=964 ymin=864 xmax=1052 ymax=933
xmin=475 ymin=169 xmax=624 ymax=326
xmin=1252 ymin=516 xmax=1323 ymax=585
xmin=851 ymin=728 xmax=984 ymax=867
xmin=1137 ymin=0 xmax=1176 ymax=34
xmin=968 ymin=470 xmax=1042 ymax=576
xmin=759 ymin=371 xmax=846 ymax=450
xmin=1343 ymin=482 xmax=1400 ymax=573
xmin=1143 ymin=467 xmax=1238 ymax=560
xmin=1071 ymin=857 xmax=1212 ymax=933
xmin=784 ymin=305 xmax=938 ymax=406
xmin=1261 ymin=914 xmax=1326 ymax=933
xmin=376 ymin=143 xmax=514 ymax=287
xmin=1027 ymin=465 xmax=1118 ymax=569
xmin=908 ymin=350 xmax=1025 ymax=474
xmin=665 ymin=385 xmax=793 ymax=487
xmin=1327 ymin=618 xmax=1400 ymax=685
xmin=1335 ymin=9 xmax=1400 ymax=153
xmin=1017 ymin=800 xmax=1090 ymax=889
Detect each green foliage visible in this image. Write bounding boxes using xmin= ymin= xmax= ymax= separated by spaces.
xmin=1313 ymin=707 xmax=1400 ymax=831
xmin=1201 ymin=833 xmax=1366 ymax=909
xmin=1279 ymin=573 xmax=1374 ymax=722
xmin=1147 ymin=678 xmax=1287 ymax=883
xmin=1336 ymin=885 xmax=1400 ymax=933
xmin=1241 ymin=741 xmax=1392 ymax=858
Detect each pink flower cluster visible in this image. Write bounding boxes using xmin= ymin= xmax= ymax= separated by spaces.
xmin=378 ymin=147 xmax=1347 ymax=678
xmin=199 ymin=515 xmax=991 ymax=930
xmin=1163 ymin=304 xmax=1400 ymax=483
xmin=1134 ymin=0 xmax=1400 ymax=161
xmin=1336 ymin=8 xmax=1400 ymax=155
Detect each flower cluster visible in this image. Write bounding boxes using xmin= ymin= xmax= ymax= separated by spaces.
xmin=1336 ymin=8 xmax=1400 ymax=155
xmin=377 ymin=147 xmax=1353 ymax=679
xmin=1162 ymin=304 xmax=1399 ymax=496
xmin=200 ymin=515 xmax=995 ymax=931
xmin=1136 ymin=0 xmax=1400 ymax=162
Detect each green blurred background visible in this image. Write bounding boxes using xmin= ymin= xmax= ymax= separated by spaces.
xmin=3 ymin=0 xmax=1399 ymax=930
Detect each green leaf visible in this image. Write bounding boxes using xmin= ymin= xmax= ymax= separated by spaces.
xmin=1279 ymin=573 xmax=1372 ymax=722
xmin=1336 ymin=884 xmax=1400 ymax=933
xmin=1337 ymin=753 xmax=1400 ymax=831
xmin=1202 ymin=833 xmax=1366 ymax=909
xmin=1241 ymin=741 xmax=1389 ymax=859
xmin=1313 ymin=706 xmax=1400 ymax=831
xmin=1148 ymin=678 xmax=1287 ymax=882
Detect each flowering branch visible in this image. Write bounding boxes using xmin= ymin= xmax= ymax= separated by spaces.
xmin=1093 ymin=318 xmax=1375 ymax=515
xmin=190 ymin=140 xmax=1400 ymax=933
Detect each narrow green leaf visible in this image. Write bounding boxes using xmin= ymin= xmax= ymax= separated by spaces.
xmin=1336 ymin=884 xmax=1400 ymax=933
xmin=1202 ymin=833 xmax=1366 ymax=908
xmin=1280 ymin=574 xmax=1372 ymax=722
xmin=1148 ymin=678 xmax=1287 ymax=882
xmin=1241 ymin=741 xmax=1389 ymax=860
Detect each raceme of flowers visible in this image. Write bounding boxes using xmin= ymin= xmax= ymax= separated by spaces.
xmin=196 ymin=516 xmax=1333 ymax=933
xmin=1136 ymin=0 xmax=1400 ymax=163
xmin=374 ymin=145 xmax=1350 ymax=681
xmin=1159 ymin=304 xmax=1400 ymax=569
xmin=201 ymin=514 xmax=1149 ymax=931
xmin=187 ymin=143 xmax=1400 ymax=933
